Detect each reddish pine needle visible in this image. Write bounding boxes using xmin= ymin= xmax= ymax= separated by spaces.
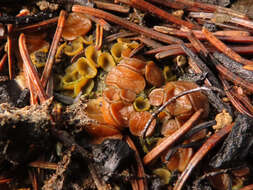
xmin=41 ymin=10 xmax=66 ymax=89
xmin=72 ymin=5 xmax=183 ymax=44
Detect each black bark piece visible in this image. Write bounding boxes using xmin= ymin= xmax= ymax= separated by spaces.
xmin=16 ymin=88 xmax=30 ymax=108
xmin=0 ymin=102 xmax=53 ymax=164
xmin=0 ymin=84 xmax=12 ymax=105
xmin=193 ymin=180 xmax=213 ymax=190
xmin=47 ymin=0 xmax=94 ymax=11
xmin=213 ymin=52 xmax=253 ymax=83
xmin=179 ymin=72 xmax=208 ymax=86
xmin=92 ymin=139 xmax=134 ymax=177
xmin=0 ymin=12 xmax=56 ymax=25
xmin=0 ymin=80 xmax=29 ymax=107
xmin=203 ymin=89 xmax=233 ymax=115
xmin=51 ymin=128 xmax=93 ymax=161
xmin=180 ymin=43 xmax=221 ymax=89
xmin=184 ymin=120 xmax=216 ymax=139
xmin=210 ymin=114 xmax=253 ymax=168
xmin=150 ymin=177 xmax=164 ymax=190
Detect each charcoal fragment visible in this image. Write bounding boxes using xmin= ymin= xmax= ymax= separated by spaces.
xmin=0 ymin=80 xmax=27 ymax=106
xmin=210 ymin=114 xmax=253 ymax=168
xmin=0 ymin=84 xmax=12 ymax=105
xmin=92 ymin=139 xmax=134 ymax=177
xmin=213 ymin=52 xmax=253 ymax=83
xmin=150 ymin=177 xmax=164 ymax=190
xmin=16 ymin=88 xmax=30 ymax=108
xmin=193 ymin=180 xmax=213 ymax=190
xmin=179 ymin=72 xmax=208 ymax=85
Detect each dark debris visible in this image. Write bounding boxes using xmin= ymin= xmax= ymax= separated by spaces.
xmin=213 ymin=52 xmax=253 ymax=83
xmin=210 ymin=114 xmax=253 ymax=168
xmin=92 ymin=139 xmax=134 ymax=179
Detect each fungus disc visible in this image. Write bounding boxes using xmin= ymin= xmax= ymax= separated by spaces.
xmin=98 ymin=52 xmax=116 ymax=72
xmin=145 ymin=61 xmax=164 ymax=87
xmin=119 ymin=89 xmax=136 ymax=103
xmin=103 ymin=86 xmax=121 ymax=103
xmin=133 ymin=96 xmax=150 ymax=112
xmin=63 ymin=36 xmax=84 ymax=56
xmin=76 ymin=57 xmax=97 ymax=79
xmin=100 ymin=98 xmax=118 ymax=127
xmin=62 ymin=12 xmax=92 ymax=41
xmin=149 ymin=88 xmax=164 ymax=106
xmin=129 ymin=111 xmax=156 ymax=137
xmin=85 ymin=45 xmax=101 ymax=68
xmin=118 ymin=57 xmax=146 ymax=74
xmin=106 ymin=66 xmax=146 ymax=94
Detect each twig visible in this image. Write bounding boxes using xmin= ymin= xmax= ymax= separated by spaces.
xmin=185 ymin=30 xmax=208 ymax=57
xmin=149 ymin=44 xmax=253 ymax=58
xmin=174 ymin=0 xmax=247 ymax=19
xmin=202 ymin=27 xmax=253 ymax=66
xmin=153 ymin=26 xmax=253 ymax=43
xmin=232 ymin=91 xmax=253 ymax=115
xmin=126 ymin=136 xmax=148 ymax=190
xmin=14 ymin=17 xmax=58 ymax=32
xmin=220 ymin=77 xmax=253 ymax=117
xmin=6 ymin=10 xmax=30 ymax=79
xmin=0 ymin=178 xmax=12 ymax=184
xmin=130 ymin=0 xmax=195 ymax=29
xmin=105 ymin=31 xmax=137 ymax=42
xmin=173 ymin=123 xmax=233 ymax=190
xmin=143 ymin=109 xmax=203 ymax=165
xmin=155 ymin=48 xmax=185 ymax=59
xmin=18 ymin=33 xmax=47 ymax=103
xmin=130 ymin=165 xmax=139 ymax=190
xmin=7 ymin=25 xmax=13 ymax=79
xmin=214 ymin=59 xmax=253 ymax=93
xmin=28 ymin=169 xmax=38 ymax=190
xmin=95 ymin=23 xmax=103 ymax=50
xmin=129 ymin=43 xmax=145 ymax=57
xmin=189 ymin=12 xmax=253 ymax=30
xmin=29 ymin=161 xmax=58 ymax=170
xmin=145 ymin=43 xmax=191 ymax=54
xmin=23 ymin=64 xmax=38 ymax=105
xmin=86 ymin=15 xmax=111 ymax=31
xmin=0 ymin=53 xmax=7 ymax=71
xmin=180 ymin=43 xmax=220 ymax=88
xmin=41 ymin=10 xmax=66 ymax=89
xmin=95 ymin=1 xmax=130 ymax=13
xmin=72 ymin=5 xmax=183 ymax=44
xmin=148 ymin=0 xmax=189 ymax=10
xmin=188 ymin=57 xmax=212 ymax=86
xmin=130 ymin=36 xmax=162 ymax=48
